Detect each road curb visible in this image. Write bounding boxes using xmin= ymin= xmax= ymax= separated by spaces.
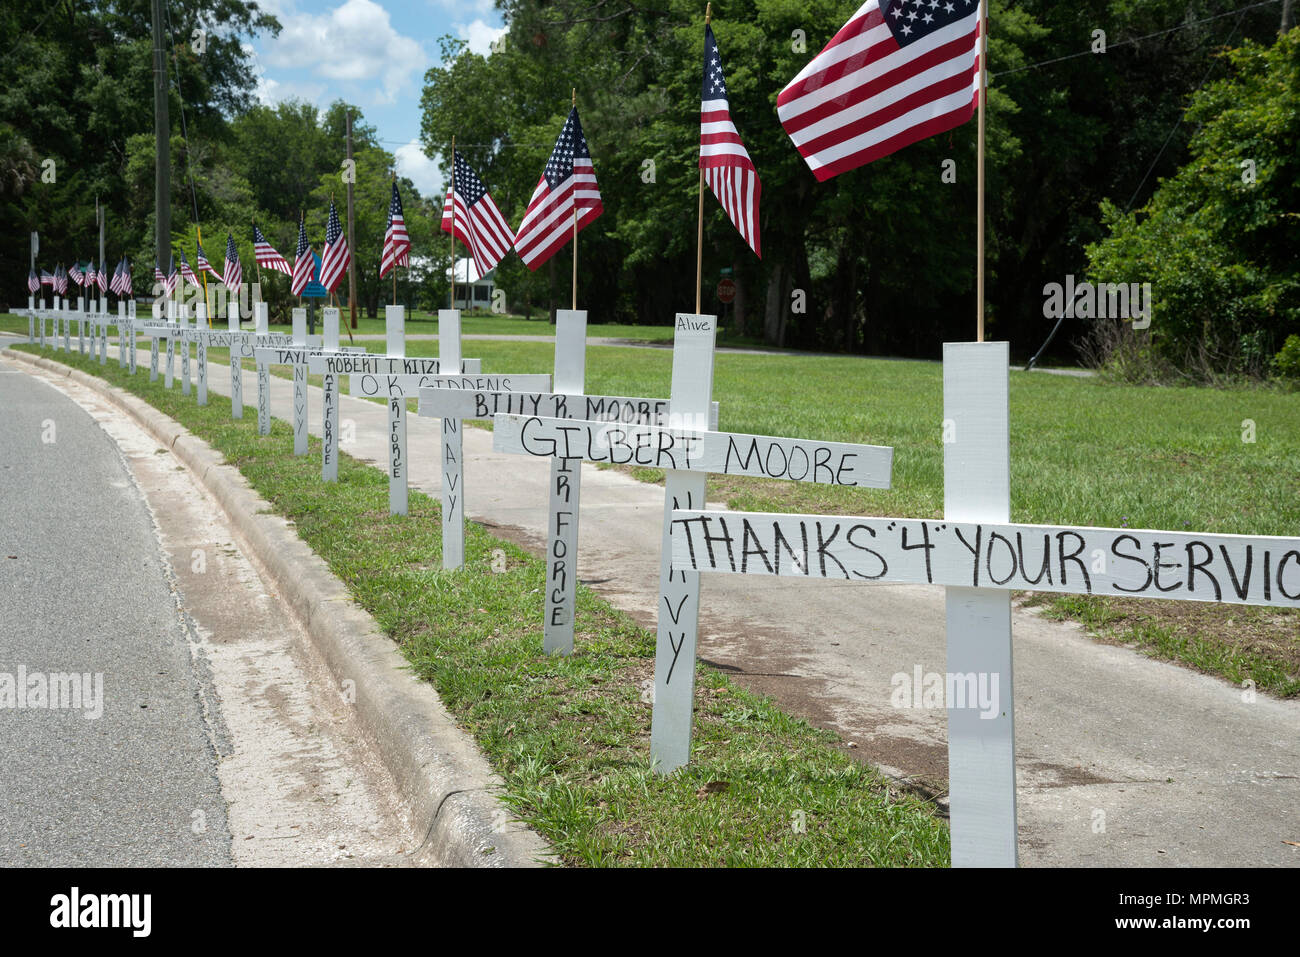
xmin=6 ymin=347 xmax=552 ymax=868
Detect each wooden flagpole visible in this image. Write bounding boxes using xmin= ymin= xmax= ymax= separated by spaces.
xmin=449 ymin=135 xmax=456 ymax=312
xmin=391 ymin=170 xmax=398 ymax=307
xmin=695 ymin=3 xmax=712 ymax=314
xmin=577 ymin=88 xmax=582 ymax=308
xmin=976 ymin=0 xmax=988 ymax=343
xmin=196 ymin=224 xmax=211 ymax=327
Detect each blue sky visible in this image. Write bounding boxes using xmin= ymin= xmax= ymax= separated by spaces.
xmin=244 ymin=0 xmax=506 ymax=199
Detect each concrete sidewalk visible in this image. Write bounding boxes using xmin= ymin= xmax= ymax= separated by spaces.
xmin=75 ymin=339 xmax=1300 ymax=866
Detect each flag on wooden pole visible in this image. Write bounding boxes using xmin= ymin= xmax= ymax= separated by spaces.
xmin=441 ymin=151 xmax=511 ymax=275
xmin=253 ymin=223 xmax=292 ymax=275
xmin=164 ymin=254 xmax=180 ymax=297
xmin=195 ymin=239 xmax=219 ymax=279
xmin=776 ymin=0 xmax=982 ymax=181
xmin=27 ymin=269 xmax=39 ymax=294
xmin=380 ymin=180 xmax=411 ymax=279
xmin=512 ymin=107 xmax=602 ymax=270
xmin=179 ymin=250 xmax=200 ymax=289
xmin=319 ymin=199 xmax=350 ymax=293
xmin=291 ymin=215 xmax=315 ymax=297
xmin=222 ymin=234 xmax=242 ymax=297
xmin=700 ymin=23 xmax=761 ymax=256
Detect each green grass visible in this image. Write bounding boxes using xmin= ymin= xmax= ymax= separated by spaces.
xmin=11 ymin=341 xmax=950 ymax=867
xmin=15 ymin=323 xmax=1298 ymax=694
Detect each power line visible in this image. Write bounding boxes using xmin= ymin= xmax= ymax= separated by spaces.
xmin=993 ymin=0 xmax=1281 ymax=78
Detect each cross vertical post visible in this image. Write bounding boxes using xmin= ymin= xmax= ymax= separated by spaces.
xmin=321 ymin=306 xmax=340 ymax=482
xmin=164 ymin=299 xmax=177 ymax=389
xmin=387 ymin=304 xmax=407 ymax=515
xmin=292 ymin=307 xmax=309 ymax=456
xmin=649 ymin=313 xmax=718 ymax=773
xmin=545 ymin=309 xmax=587 ymax=655
xmin=255 ymin=302 xmax=271 ymax=435
xmin=228 ymin=301 xmax=243 ymax=419
xmin=439 ymin=308 xmax=463 ymax=568
xmin=943 ymin=340 xmax=1017 ymax=867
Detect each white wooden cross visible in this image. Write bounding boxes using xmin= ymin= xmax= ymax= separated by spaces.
xmin=492 ymin=313 xmax=895 ymax=772
xmin=327 ymin=305 xmax=501 ymax=516
xmin=665 ymin=341 xmax=1300 ymax=867
xmin=416 ymin=311 xmax=719 ymax=655
xmin=76 ymin=297 xmax=86 ymax=356
xmin=126 ymin=300 xmax=138 ymax=373
xmin=61 ymin=297 xmax=70 ymax=352
xmin=252 ymin=308 xmax=324 ymax=457
xmin=26 ymin=297 xmax=35 ymax=344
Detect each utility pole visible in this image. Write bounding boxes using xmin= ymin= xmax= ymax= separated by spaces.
xmin=345 ymin=110 xmax=358 ymax=330
xmin=98 ymin=196 xmax=105 ymax=294
xmin=151 ymin=0 xmax=170 ymax=278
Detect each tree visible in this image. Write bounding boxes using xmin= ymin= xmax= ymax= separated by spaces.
xmin=1086 ymin=30 xmax=1300 ymax=378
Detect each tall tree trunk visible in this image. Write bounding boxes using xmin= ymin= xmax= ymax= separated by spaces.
xmin=1283 ymin=0 xmax=1295 ymax=33
xmin=763 ymin=262 xmax=784 ymax=345
xmin=732 ymin=257 xmax=746 ymax=337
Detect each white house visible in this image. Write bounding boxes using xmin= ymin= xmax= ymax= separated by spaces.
xmin=447 ymin=257 xmax=495 ymax=312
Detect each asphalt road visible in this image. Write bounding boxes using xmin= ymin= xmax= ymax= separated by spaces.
xmin=0 ymin=362 xmax=232 ymax=865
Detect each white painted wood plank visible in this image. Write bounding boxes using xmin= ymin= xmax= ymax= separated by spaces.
xmin=943 ymin=340 xmax=1016 ymax=869
xmin=417 ymin=389 xmax=721 ymax=430
xmin=650 ymin=313 xmax=718 ymax=775
xmin=492 ymin=416 xmax=892 ymax=489
xmin=387 ymin=305 xmax=407 ymax=516
xmin=228 ymin=303 xmax=242 ymax=419
xmin=439 ymin=309 xmax=463 ymax=569
xmin=322 ymin=307 xmax=340 ymax=482
xmin=667 ymin=511 xmax=1300 ymax=607
xmin=349 ymin=370 xmax=543 ymax=398
xmin=545 ymin=309 xmax=588 ymax=656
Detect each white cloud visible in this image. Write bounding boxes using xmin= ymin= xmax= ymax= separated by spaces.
xmin=395 ymin=140 xmax=443 ymax=199
xmin=432 ymin=0 xmax=495 ymax=16
xmin=262 ymin=0 xmax=427 ymax=105
xmin=457 ymin=18 xmax=506 ymax=56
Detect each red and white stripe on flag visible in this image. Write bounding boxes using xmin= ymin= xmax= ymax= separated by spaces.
xmin=512 ymin=108 xmax=603 ymax=271
xmin=441 ymin=192 xmax=513 ymax=276
xmin=777 ymin=0 xmax=982 ymax=182
xmin=700 ymin=24 xmax=761 ymax=257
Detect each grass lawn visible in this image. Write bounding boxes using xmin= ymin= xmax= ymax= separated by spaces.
xmin=11 ymin=319 xmax=1298 ymax=695
xmin=10 ymin=341 xmax=949 ymax=866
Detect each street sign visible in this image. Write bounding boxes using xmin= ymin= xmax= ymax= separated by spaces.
xmin=717 ymin=278 xmax=737 ymax=304
xmin=301 ymin=252 xmax=327 ymax=299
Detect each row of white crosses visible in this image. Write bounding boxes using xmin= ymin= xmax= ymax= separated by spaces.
xmin=417 ymin=310 xmax=721 ymax=653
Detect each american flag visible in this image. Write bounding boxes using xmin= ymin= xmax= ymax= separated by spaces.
xmin=222 ymin=233 xmax=242 ymax=296
xmin=69 ymin=262 xmax=85 ymax=287
xmin=380 ymin=181 xmax=411 ymax=279
xmin=441 ymin=151 xmax=512 ymax=275
xmin=27 ymin=269 xmax=39 ymax=294
xmin=96 ymin=260 xmax=108 ymax=293
xmin=253 ymin=223 xmax=291 ymax=275
xmin=54 ymin=264 xmax=68 ymax=296
xmin=82 ymin=262 xmax=94 ymax=296
xmin=700 ymin=24 xmax=762 ymax=257
xmin=165 ymin=253 xmax=180 ymax=296
xmin=110 ymin=259 xmax=124 ymax=295
xmin=154 ymin=259 xmax=165 ymax=285
xmin=778 ymin=0 xmax=982 ymax=181
xmin=40 ymin=269 xmax=54 ymax=287
xmin=195 ymin=239 xmax=218 ymax=278
xmin=319 ymin=199 xmax=349 ymax=293
xmin=290 ymin=215 xmax=315 ymax=297
xmin=513 ymin=107 xmax=603 ymax=270
xmin=179 ymin=250 xmax=200 ymax=288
